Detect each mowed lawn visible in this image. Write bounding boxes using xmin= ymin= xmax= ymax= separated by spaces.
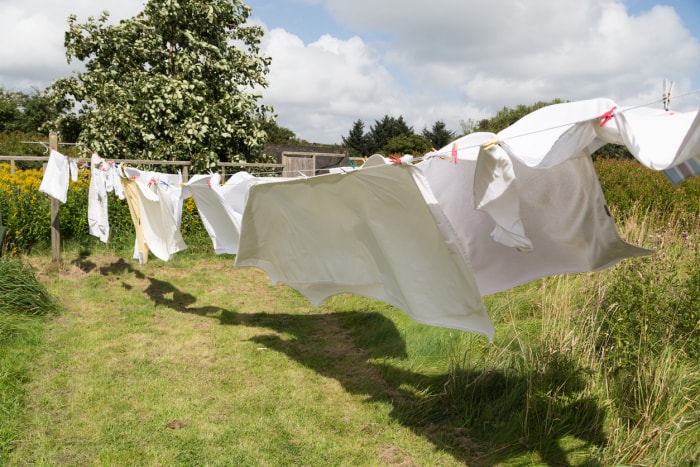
xmin=8 ymin=252 xmax=478 ymax=466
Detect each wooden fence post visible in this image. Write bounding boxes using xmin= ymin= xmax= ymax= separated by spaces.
xmin=49 ymin=132 xmax=60 ymax=263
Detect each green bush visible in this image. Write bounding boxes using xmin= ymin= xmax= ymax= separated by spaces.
xmin=597 ymin=236 xmax=699 ymax=368
xmin=594 ymin=158 xmax=700 ymax=225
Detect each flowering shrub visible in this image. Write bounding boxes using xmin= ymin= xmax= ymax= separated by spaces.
xmin=0 ymin=164 xmax=50 ymax=252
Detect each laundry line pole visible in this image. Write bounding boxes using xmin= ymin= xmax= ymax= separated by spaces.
xmin=49 ymin=132 xmax=60 ymax=263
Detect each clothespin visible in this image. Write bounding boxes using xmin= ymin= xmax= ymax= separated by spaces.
xmin=596 ymin=106 xmax=617 ymax=127
xmin=389 ymin=155 xmax=403 ymax=164
xmin=348 ymin=159 xmax=356 ymax=169
xmin=450 ymin=143 xmax=458 ymax=164
xmin=482 ymin=138 xmax=499 ymax=151
xmin=663 ymin=79 xmax=674 ymax=112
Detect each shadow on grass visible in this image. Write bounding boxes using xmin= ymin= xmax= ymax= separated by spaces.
xmin=98 ymin=260 xmax=606 ymax=466
xmin=98 ymin=258 xmax=224 ymax=315
xmin=235 ymin=311 xmax=606 ymax=466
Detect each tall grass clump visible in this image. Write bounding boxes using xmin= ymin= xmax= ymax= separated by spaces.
xmin=0 ymin=257 xmax=60 ymax=462
xmin=426 ymin=200 xmax=699 ymax=464
xmin=0 ymin=257 xmax=60 ymax=316
xmin=593 ymin=206 xmax=700 ymax=465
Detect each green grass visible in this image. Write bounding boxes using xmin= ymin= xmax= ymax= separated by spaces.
xmin=1 ymin=205 xmax=698 ymax=465
xmin=0 ymin=257 xmax=58 ymax=464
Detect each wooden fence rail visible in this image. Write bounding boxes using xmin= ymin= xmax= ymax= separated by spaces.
xmin=0 ymin=155 xmax=285 ymax=181
xmin=1 ymin=136 xmax=357 ymax=262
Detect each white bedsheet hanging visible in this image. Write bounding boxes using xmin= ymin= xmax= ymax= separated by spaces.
xmin=418 ymin=133 xmax=651 ymax=297
xmin=450 ymin=98 xmax=700 ymax=252
xmin=234 ymin=160 xmax=493 ymax=339
xmin=182 ymin=172 xmax=247 ymax=255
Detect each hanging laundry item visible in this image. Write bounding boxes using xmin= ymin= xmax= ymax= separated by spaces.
xmin=182 ymin=172 xmax=250 ymax=255
xmin=235 ymin=160 xmax=493 ymax=339
xmin=38 ymin=149 xmax=78 ymax=203
xmin=88 ymin=154 xmax=109 ymax=242
xmin=182 ymin=171 xmax=300 ymax=254
xmin=121 ymin=174 xmax=149 ymax=264
xmin=418 ymin=132 xmax=651 ymax=296
xmin=88 ymin=154 xmax=125 ymax=243
xmin=436 ymin=98 xmax=700 ymax=253
xmin=121 ymin=166 xmax=187 ymax=263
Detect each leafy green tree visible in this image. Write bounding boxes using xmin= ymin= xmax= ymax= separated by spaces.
xmin=367 ymin=115 xmax=412 ymax=154
xmin=0 ymin=87 xmax=79 ymax=139
xmin=382 ymin=134 xmax=432 ymax=156
xmin=422 ymin=120 xmax=456 ymax=149
xmin=259 ymin=118 xmax=300 ymax=145
xmin=461 ymin=99 xmax=564 ymax=135
xmin=342 ymin=119 xmax=371 ymax=157
xmin=48 ymin=0 xmax=273 ymax=172
xmin=0 ymin=89 xmax=21 ymax=132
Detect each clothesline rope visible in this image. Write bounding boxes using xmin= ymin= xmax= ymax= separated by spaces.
xmin=422 ymin=87 xmax=700 ymax=161
xmin=22 ymin=88 xmax=700 ymax=178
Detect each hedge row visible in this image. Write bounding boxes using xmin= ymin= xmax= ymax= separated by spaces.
xmin=1 ymin=159 xmax=699 ymax=254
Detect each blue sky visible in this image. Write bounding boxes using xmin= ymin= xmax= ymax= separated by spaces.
xmin=2 ymin=0 xmax=700 ymax=144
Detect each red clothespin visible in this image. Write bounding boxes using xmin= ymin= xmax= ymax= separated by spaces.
xmin=597 ymin=106 xmax=617 ymax=127
xmin=451 ymin=143 xmax=458 ymax=164
xmin=389 ymin=155 xmax=403 ymax=164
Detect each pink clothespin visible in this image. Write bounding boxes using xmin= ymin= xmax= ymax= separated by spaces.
xmin=451 ymin=143 xmax=458 ymax=164
xmin=389 ymin=155 xmax=403 ymax=164
xmin=597 ymin=106 xmax=617 ymax=127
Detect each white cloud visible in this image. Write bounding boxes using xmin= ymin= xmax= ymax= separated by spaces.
xmin=0 ymin=1 xmax=144 ymax=90
xmin=259 ymin=28 xmax=407 ymax=142
xmin=2 ymin=0 xmax=699 ymax=144
xmin=320 ymin=0 xmax=700 ymax=112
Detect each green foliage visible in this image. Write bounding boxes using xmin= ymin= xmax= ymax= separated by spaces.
xmin=342 ymin=116 xmax=449 ymax=156
xmin=0 ymin=165 xmax=50 ymax=252
xmin=594 ymin=158 xmax=700 ymax=225
xmin=591 ymin=143 xmax=634 ymax=161
xmin=49 ymin=0 xmax=274 ymax=173
xmin=0 ymin=87 xmax=79 ymax=140
xmin=341 ymin=119 xmax=371 ymax=157
xmin=368 ymin=115 xmax=413 ymax=154
xmin=0 ymin=257 xmax=52 ymax=462
xmin=0 ymin=133 xmax=47 ymax=158
xmin=422 ymin=120 xmax=456 ymax=149
xmin=259 ymin=118 xmax=301 ymax=145
xmin=598 ymin=240 xmax=700 ymax=369
xmin=382 ymin=134 xmax=432 ymax=156
xmin=462 ymin=99 xmax=565 ymax=135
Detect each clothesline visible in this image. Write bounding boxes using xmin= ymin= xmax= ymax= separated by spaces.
xmin=31 ymin=95 xmax=700 ymax=340
xmin=425 ymin=87 xmax=700 ymax=160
